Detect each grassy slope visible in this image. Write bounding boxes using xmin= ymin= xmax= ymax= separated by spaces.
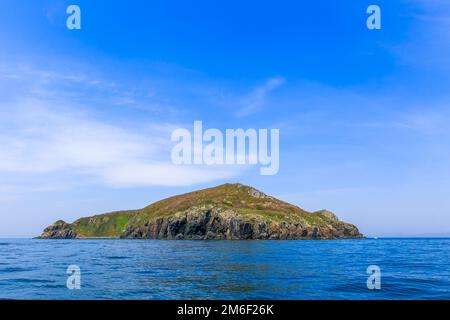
xmin=66 ymin=184 xmax=337 ymax=238
xmin=71 ymin=210 xmax=137 ymax=238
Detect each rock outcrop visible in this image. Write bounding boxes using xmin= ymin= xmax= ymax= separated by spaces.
xmin=120 ymin=208 xmax=361 ymax=240
xmin=38 ymin=220 xmax=77 ymax=239
xmin=38 ymin=183 xmax=363 ymax=240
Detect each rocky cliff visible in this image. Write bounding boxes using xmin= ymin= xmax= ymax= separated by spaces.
xmin=38 ymin=183 xmax=363 ymax=240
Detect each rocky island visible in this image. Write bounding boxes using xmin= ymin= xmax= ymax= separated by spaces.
xmin=38 ymin=183 xmax=363 ymax=240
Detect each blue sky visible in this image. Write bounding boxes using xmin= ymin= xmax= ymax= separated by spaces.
xmin=0 ymin=0 xmax=449 ymax=237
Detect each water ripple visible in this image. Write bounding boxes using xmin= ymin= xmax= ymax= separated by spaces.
xmin=0 ymin=238 xmax=448 ymax=299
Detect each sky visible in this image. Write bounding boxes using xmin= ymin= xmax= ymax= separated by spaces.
xmin=0 ymin=0 xmax=449 ymax=237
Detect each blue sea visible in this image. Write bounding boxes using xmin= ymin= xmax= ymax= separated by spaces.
xmin=0 ymin=238 xmax=448 ymax=300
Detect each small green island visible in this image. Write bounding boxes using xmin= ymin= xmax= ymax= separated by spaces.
xmin=38 ymin=183 xmax=363 ymax=240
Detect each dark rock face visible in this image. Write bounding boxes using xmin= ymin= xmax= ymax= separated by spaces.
xmin=120 ymin=208 xmax=363 ymax=240
xmin=37 ymin=220 xmax=77 ymax=239
xmin=37 ymin=184 xmax=364 ymax=240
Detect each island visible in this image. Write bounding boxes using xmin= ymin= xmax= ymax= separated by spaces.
xmin=37 ymin=183 xmax=363 ymax=240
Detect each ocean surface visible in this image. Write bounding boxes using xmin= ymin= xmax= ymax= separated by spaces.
xmin=0 ymin=238 xmax=448 ymax=300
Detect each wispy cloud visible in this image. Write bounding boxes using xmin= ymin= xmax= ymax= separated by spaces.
xmin=235 ymin=77 xmax=285 ymax=117
xmin=391 ymin=0 xmax=450 ymax=71
xmin=0 ymin=63 xmax=246 ymax=196
xmin=0 ymin=100 xmax=242 ymax=189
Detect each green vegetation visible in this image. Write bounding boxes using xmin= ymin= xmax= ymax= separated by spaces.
xmin=71 ymin=210 xmax=137 ymax=238
xmin=239 ymin=208 xmax=299 ymax=223
xmin=55 ymin=183 xmax=340 ymax=238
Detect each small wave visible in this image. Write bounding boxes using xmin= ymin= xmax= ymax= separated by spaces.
xmin=106 ymin=256 xmax=129 ymax=260
xmin=330 ymin=282 xmax=369 ymax=294
xmin=135 ymin=270 xmax=158 ymax=276
xmin=11 ymin=278 xmax=55 ymax=284
xmin=0 ymin=267 xmax=32 ymax=273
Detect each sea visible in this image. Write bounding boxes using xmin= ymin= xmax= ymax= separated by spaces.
xmin=0 ymin=238 xmax=448 ymax=300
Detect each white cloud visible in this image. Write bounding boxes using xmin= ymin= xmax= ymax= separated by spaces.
xmin=0 ymin=100 xmax=242 ymax=192
xmin=102 ymin=163 xmax=239 ymax=187
xmin=0 ymin=62 xmax=250 ymax=194
xmin=236 ymin=77 xmax=285 ymax=117
xmin=0 ymin=103 xmax=149 ymax=173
